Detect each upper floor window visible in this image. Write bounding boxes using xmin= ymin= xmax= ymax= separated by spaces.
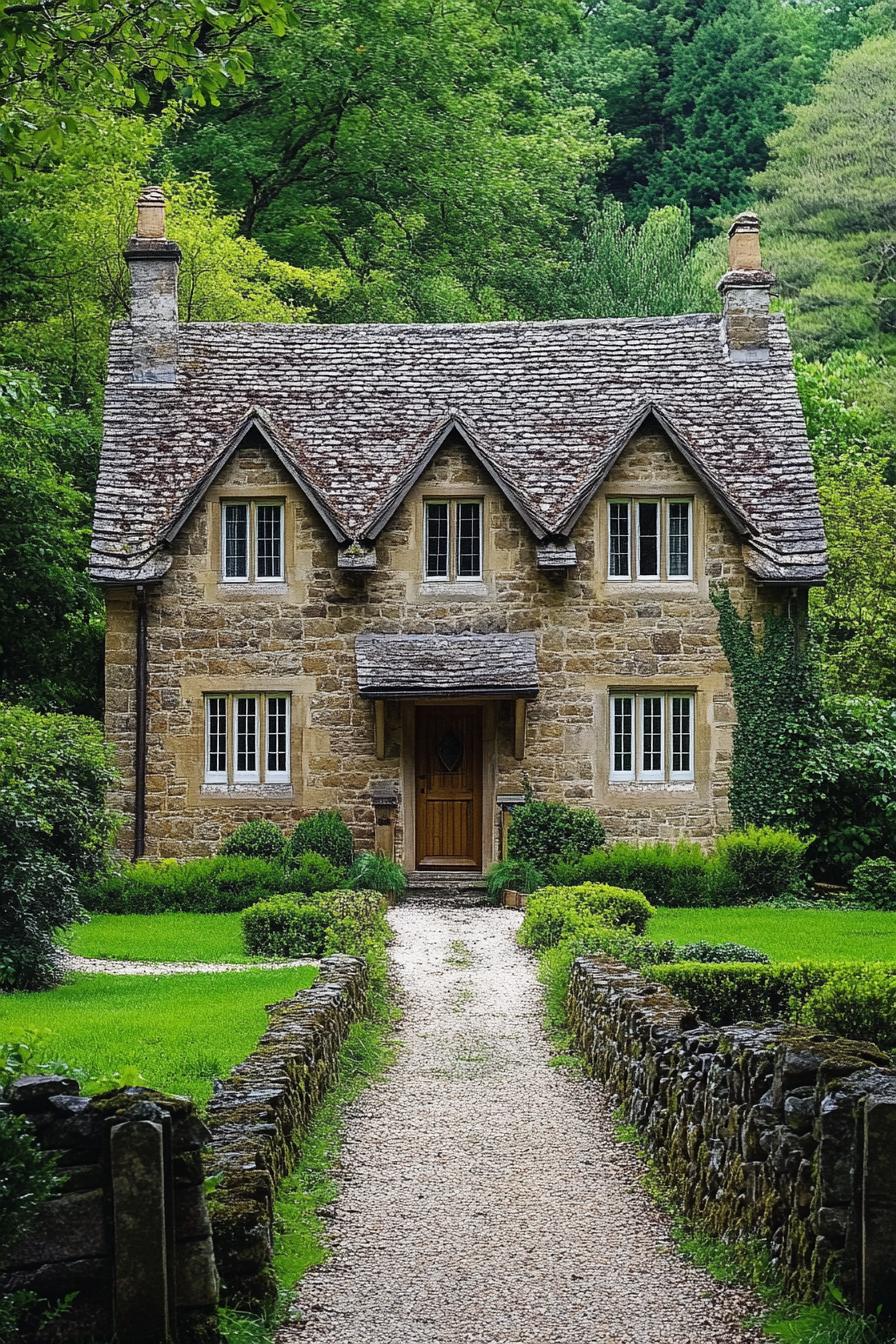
xmin=205 ymin=692 xmax=290 ymax=785
xmin=607 ymin=498 xmax=692 ymax=581
xmin=222 ymin=501 xmax=284 ymax=582
xmin=609 ymin=690 xmax=694 ymax=784
xmin=424 ymin=499 xmax=482 ymax=581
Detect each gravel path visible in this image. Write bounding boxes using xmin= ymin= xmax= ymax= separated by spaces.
xmin=281 ymin=907 xmax=762 ymax=1344
xmin=62 ymin=954 xmax=318 ymax=975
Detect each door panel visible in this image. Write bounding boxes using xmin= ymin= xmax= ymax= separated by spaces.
xmin=415 ymin=706 xmax=482 ymax=869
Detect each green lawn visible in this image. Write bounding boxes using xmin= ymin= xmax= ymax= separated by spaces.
xmin=649 ymin=907 xmax=896 ymax=964
xmin=65 ymin=912 xmax=250 ymax=963
xmin=0 ymin=968 xmax=316 ymax=1106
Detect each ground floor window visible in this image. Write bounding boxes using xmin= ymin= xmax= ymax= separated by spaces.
xmin=609 ymin=691 xmax=694 ymax=783
xmin=204 ymin=693 xmax=291 ymax=784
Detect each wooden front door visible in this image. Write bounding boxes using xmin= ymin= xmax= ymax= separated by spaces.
xmin=415 ymin=705 xmax=483 ymax=870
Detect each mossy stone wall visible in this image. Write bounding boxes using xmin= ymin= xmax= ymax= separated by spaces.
xmin=568 ymin=956 xmax=896 ymax=1310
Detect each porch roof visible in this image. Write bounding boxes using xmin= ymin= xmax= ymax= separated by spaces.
xmin=355 ymin=633 xmax=538 ymax=700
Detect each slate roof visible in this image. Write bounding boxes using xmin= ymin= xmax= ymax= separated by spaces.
xmin=356 ymin=633 xmax=539 ymax=699
xmin=91 ymin=314 xmax=827 ymax=584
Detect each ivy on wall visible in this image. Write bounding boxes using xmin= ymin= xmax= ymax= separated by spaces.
xmin=711 ymin=588 xmax=824 ymax=835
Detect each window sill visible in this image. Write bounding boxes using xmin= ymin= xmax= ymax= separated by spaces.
xmin=418 ymin=580 xmax=489 ymax=599
xmin=202 ymin=783 xmax=294 ymax=798
xmin=217 ymin=581 xmax=288 ymax=595
xmin=608 ymin=781 xmax=697 ymax=794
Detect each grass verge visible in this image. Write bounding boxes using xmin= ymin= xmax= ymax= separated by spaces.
xmin=220 ymin=945 xmax=398 ymax=1343
xmin=0 ymin=969 xmax=316 ymax=1106
xmin=648 ymin=908 xmax=896 ymax=965
xmin=63 ymin=912 xmax=253 ymax=964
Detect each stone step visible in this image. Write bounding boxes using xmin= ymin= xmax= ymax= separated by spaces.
xmin=400 ymin=874 xmax=490 ymax=908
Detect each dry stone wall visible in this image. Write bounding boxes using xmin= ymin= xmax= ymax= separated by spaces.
xmin=104 ymin=428 xmax=784 ymax=859
xmin=568 ymin=956 xmax=896 ymax=1314
xmin=206 ymin=954 xmax=368 ymax=1310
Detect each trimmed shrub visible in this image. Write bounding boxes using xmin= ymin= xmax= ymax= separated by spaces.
xmin=285 ymin=851 xmax=346 ymax=898
xmin=507 ymin=800 xmax=605 ymax=870
xmin=678 ymin=941 xmax=770 ymax=965
xmin=848 ymin=856 xmax=896 ymax=911
xmin=347 ymin=852 xmax=407 ymax=897
xmin=289 ymin=810 xmax=353 ymax=867
xmin=484 ymin=858 xmax=546 ymax=904
xmin=519 ymin=883 xmax=653 ymax=951
xmin=87 ymin=856 xmax=292 ymax=914
xmin=714 ymin=826 xmax=810 ymax=905
xmin=803 ymin=967 xmax=896 ymax=1052
xmin=241 ymin=897 xmax=333 ymax=958
xmin=652 ymin=962 xmax=831 ymax=1025
xmin=320 ymin=888 xmax=391 ymax=960
xmin=219 ymin=819 xmax=287 ymax=860
xmin=0 ymin=706 xmax=117 ymax=989
xmin=555 ymin=840 xmax=715 ymax=908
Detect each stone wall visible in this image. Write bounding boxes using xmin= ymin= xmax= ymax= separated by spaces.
xmin=0 ymin=1081 xmax=219 ymax=1343
xmin=206 ymin=954 xmax=369 ymax=1310
xmin=568 ymin=956 xmax=896 ymax=1313
xmin=104 ymin=426 xmax=785 ymax=859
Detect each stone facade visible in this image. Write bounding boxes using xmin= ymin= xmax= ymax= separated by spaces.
xmin=104 ymin=424 xmax=789 ymax=862
xmin=568 ymin=956 xmax=896 ymax=1313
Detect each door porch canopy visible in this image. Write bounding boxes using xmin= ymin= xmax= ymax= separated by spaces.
xmin=355 ymin=632 xmax=538 ymax=759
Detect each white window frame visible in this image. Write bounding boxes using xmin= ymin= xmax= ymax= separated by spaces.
xmin=221 ymin=500 xmax=285 ymax=583
xmin=609 ymin=691 xmax=695 ymax=784
xmin=607 ymin=500 xmax=631 ymax=581
xmin=670 ymin=693 xmax=694 ymax=781
xmin=265 ymin=695 xmax=291 ymax=783
xmin=255 ymin=502 xmax=285 ymax=582
xmin=635 ymin=500 xmax=661 ymax=580
xmin=233 ymin=695 xmax=260 ymax=783
xmin=423 ymin=498 xmax=483 ymax=581
xmin=666 ymin=499 xmax=692 ymax=581
xmin=424 ymin=499 xmax=451 ymax=581
xmin=204 ymin=696 xmax=228 ymax=783
xmin=222 ymin=502 xmax=250 ymax=583
xmin=606 ymin=496 xmax=694 ymax=582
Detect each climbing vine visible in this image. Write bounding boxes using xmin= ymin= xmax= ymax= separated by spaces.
xmin=711 ymin=589 xmax=825 ymax=835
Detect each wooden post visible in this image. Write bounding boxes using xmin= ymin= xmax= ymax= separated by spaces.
xmin=514 ymin=698 xmax=526 ymax=760
xmin=374 ymin=698 xmax=385 ymax=760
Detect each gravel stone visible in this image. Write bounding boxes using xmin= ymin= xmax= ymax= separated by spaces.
xmin=279 ymin=908 xmax=763 ymax=1344
xmin=62 ymin=954 xmax=318 ymax=976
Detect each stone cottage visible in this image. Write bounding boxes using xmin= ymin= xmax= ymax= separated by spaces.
xmin=91 ymin=189 xmax=826 ymax=879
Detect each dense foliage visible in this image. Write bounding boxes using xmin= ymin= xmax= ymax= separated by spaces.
xmin=241 ymin=887 xmax=389 ymax=959
xmin=346 ymin=852 xmax=407 ymax=898
xmin=518 ymin=883 xmax=654 ymax=951
xmin=289 ymin=810 xmax=354 ymax=868
xmin=555 ymin=830 xmax=809 ymax=907
xmin=219 ymin=819 xmax=288 ymax=861
xmin=848 ymin=857 xmax=896 ymax=911
xmin=0 ymin=705 xmax=116 ymax=989
xmin=507 ymin=799 xmax=606 ymax=871
xmin=87 ymin=855 xmax=294 ymax=914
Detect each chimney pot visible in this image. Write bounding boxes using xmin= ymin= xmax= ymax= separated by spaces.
xmin=124 ymin=186 xmax=181 ymax=386
xmin=136 ymin=185 xmax=167 ymax=240
xmin=718 ymin=212 xmax=774 ymax=365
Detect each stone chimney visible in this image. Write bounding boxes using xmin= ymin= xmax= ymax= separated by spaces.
xmin=124 ymin=186 xmax=181 ymax=385
xmin=718 ymin=212 xmax=775 ymax=364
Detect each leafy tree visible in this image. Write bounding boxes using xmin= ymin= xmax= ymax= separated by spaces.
xmin=796 ymin=352 xmax=896 ymax=696
xmin=548 ymin=199 xmax=717 ymax=317
xmin=561 ymin=0 xmax=874 ymax=235
xmin=0 ymin=0 xmax=303 ymax=170
xmin=171 ymin=0 xmax=607 ymax=320
xmin=0 ymin=373 xmax=101 ymax=712
xmin=756 ymin=33 xmax=896 ymax=357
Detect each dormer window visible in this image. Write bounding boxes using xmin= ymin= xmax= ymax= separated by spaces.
xmin=424 ymin=499 xmax=482 ymax=581
xmin=222 ymin=501 xmax=284 ymax=582
xmin=607 ymin=498 xmax=692 ymax=581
